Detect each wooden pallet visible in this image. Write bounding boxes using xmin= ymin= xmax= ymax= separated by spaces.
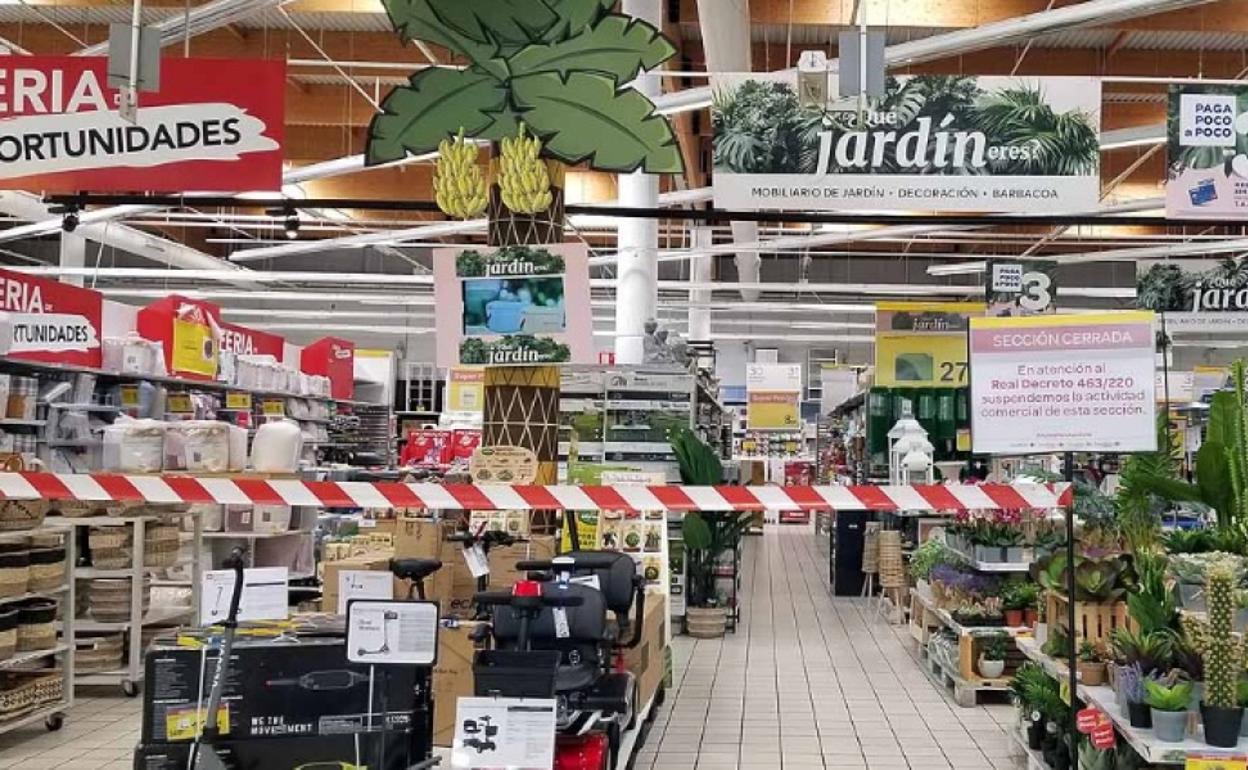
xmin=920 ymin=644 xmax=1011 ymax=707
xmin=1045 ymin=590 xmax=1135 ymax=647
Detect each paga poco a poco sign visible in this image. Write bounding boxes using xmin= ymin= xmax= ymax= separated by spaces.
xmin=0 ymin=57 xmax=285 ymax=192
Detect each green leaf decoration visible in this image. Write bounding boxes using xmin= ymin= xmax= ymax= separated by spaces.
xmin=541 ymin=0 xmax=616 ymax=41
xmin=428 ymin=0 xmax=558 ymax=47
xmin=367 ymin=68 xmax=507 ymax=165
xmin=378 ymin=0 xmax=498 ymax=64
xmin=681 ymin=512 xmax=712 ymax=550
xmin=511 ymin=71 xmax=684 ymax=173
xmin=1198 ymin=439 xmax=1235 ymax=527
xmin=1208 ymin=391 xmax=1241 ymax=450
xmin=509 ymin=15 xmax=676 ymax=84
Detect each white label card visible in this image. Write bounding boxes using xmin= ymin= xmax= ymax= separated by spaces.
xmin=462 ymin=544 xmax=490 ymax=579
xmin=200 ymin=567 xmax=289 ymax=625
xmin=337 ymin=570 xmax=394 ymax=615
xmin=452 ymin=697 xmax=557 ymax=769
xmin=345 ymin=600 xmax=439 ymax=665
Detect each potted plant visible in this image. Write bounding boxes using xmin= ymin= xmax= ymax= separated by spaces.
xmin=978 ymin=632 xmax=1009 ymax=679
xmin=672 ymin=428 xmax=747 ymax=639
xmin=1238 ymin=678 xmax=1248 ymax=736
xmin=1077 ymin=640 xmax=1107 ymax=687
xmin=1200 ymin=564 xmax=1244 ymax=747
xmin=1145 ymin=674 xmax=1194 ymax=742
xmin=1011 ymin=663 xmax=1058 ymax=750
xmin=1117 ymin=662 xmax=1152 ymax=728
xmin=1017 ymin=583 xmax=1040 ymax=627
xmin=1001 ymin=583 xmax=1026 ymax=628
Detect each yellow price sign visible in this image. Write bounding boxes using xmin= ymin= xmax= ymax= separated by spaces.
xmin=225 ymin=392 xmax=251 ymax=410
xmin=167 ymin=393 xmax=192 ymax=414
xmin=1059 ymin=678 xmax=1071 ymax=706
xmin=261 ymin=399 xmax=285 ymax=417
xmin=165 ymin=705 xmax=229 ymax=741
xmin=874 ymin=301 xmax=983 ymax=387
xmin=1187 ymin=757 xmax=1248 ymax=770
xmin=119 ymin=385 xmax=140 ymax=408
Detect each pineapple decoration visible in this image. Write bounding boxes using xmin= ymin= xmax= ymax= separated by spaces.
xmin=433 ymin=130 xmax=489 ymax=220
xmin=1202 ymin=563 xmax=1244 ymax=746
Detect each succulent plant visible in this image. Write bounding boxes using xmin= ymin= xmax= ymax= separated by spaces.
xmin=1205 ymin=563 xmax=1241 ymax=709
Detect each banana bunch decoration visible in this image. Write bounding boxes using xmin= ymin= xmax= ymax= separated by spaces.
xmin=499 ymin=123 xmax=553 ymax=215
xmin=434 ymin=129 xmax=487 ymax=219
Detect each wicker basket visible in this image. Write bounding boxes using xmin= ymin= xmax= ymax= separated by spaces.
xmin=75 ymin=635 xmax=124 ymax=673
xmin=31 ymin=672 xmax=62 ymax=707
xmin=0 ymin=606 xmax=18 ymax=662
xmin=0 ymin=552 xmax=29 ymax=600
xmin=28 ymin=532 xmax=61 ymax=549
xmin=0 ymin=501 xmax=46 ymax=532
xmin=15 ymin=598 xmax=56 ymax=652
xmin=144 ymin=525 xmax=181 ymax=568
xmin=27 ymin=548 xmax=65 ymax=593
xmin=89 ymin=527 xmax=132 ymax=570
xmin=0 ymin=673 xmax=38 ymax=721
xmin=87 ymin=578 xmax=150 ymax=623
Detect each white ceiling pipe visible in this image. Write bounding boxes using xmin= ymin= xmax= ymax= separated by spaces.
xmin=652 ymin=0 xmax=1219 ymax=115
xmin=11 ymin=267 xmax=436 ymax=285
xmin=76 ymin=0 xmax=288 ymax=56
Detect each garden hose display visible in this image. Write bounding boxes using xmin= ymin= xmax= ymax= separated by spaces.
xmin=498 ymin=123 xmax=552 ymax=215
xmin=434 ymin=129 xmax=488 ymax=220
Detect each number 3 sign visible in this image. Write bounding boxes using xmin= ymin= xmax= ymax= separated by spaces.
xmin=986 ymin=260 xmax=1058 ymax=317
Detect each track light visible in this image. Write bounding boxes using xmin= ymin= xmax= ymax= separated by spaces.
xmin=283 ymin=213 xmax=299 ymax=240
xmin=61 ymin=211 xmax=79 ymax=233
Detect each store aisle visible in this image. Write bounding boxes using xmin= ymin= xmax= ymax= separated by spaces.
xmin=638 ymin=525 xmax=1023 ymax=770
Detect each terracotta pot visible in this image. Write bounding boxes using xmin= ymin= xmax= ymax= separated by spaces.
xmin=1004 ymin=609 xmax=1024 ymax=627
xmin=685 ymin=606 xmax=728 ymax=639
xmin=1077 ymin=660 xmax=1106 ymax=687
xmin=1024 ymin=609 xmax=1038 ymax=626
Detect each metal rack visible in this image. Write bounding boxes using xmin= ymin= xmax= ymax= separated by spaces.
xmin=62 ymin=514 xmax=201 ymax=697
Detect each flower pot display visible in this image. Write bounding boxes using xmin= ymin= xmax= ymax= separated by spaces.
xmin=1004 ymin=609 xmax=1024 ymax=627
xmin=1202 ymin=703 xmax=1244 ymax=747
xmin=1024 ymin=608 xmax=1038 ymax=627
xmin=1152 ymin=708 xmax=1188 ymax=742
xmin=1005 ymin=546 xmax=1025 ymax=563
xmin=1077 ymin=661 xmax=1106 ymax=687
xmin=977 ymin=655 xmax=1004 ymax=679
xmin=973 ymin=545 xmax=1001 ymax=563
xmin=685 ymin=606 xmax=728 ymax=639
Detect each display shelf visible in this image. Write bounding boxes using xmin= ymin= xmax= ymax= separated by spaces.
xmin=1011 ymin=727 xmax=1049 ymax=770
xmin=0 ymin=419 xmax=45 ymax=428
xmin=0 ymin=585 xmax=68 ymax=604
xmin=43 ymin=403 xmax=120 ymax=413
xmin=70 ymin=605 xmax=192 ymax=633
xmin=202 ymin=530 xmax=306 ymax=539
xmin=1015 ymin=636 xmax=1076 ymax=681
xmin=0 ymin=644 xmax=69 ymax=671
xmin=949 ymin=549 xmax=1033 ymax=573
xmin=911 ymin=588 xmax=1030 ymax=637
xmin=0 ymin=700 xmax=69 ymax=735
xmin=920 ymin=638 xmax=1011 ymax=707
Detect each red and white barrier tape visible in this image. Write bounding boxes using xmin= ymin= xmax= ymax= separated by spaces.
xmin=0 ymin=473 xmax=1071 ymax=513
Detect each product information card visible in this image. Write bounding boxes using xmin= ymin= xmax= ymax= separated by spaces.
xmin=969 ymin=312 xmax=1157 ymax=454
xmin=451 ymin=697 xmax=557 ymax=769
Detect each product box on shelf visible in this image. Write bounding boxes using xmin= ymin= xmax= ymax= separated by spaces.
xmin=137 ymin=295 xmax=222 ymax=381
xmin=432 ymin=620 xmax=485 ymax=747
xmin=320 ymin=552 xmax=413 ymax=613
xmin=139 ymin=639 xmax=417 ymax=745
xmin=622 ymin=592 xmax=668 ymax=709
xmin=133 ymin=732 xmax=413 ymax=770
xmin=300 ymin=337 xmax=354 ymax=401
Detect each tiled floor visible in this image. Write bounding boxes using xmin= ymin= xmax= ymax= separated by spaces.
xmin=0 ymin=524 xmax=1024 ymax=769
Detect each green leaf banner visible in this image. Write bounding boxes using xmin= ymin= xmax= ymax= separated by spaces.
xmin=509 ymin=15 xmax=675 ymax=84
xmin=367 ymin=68 xmax=508 ymax=165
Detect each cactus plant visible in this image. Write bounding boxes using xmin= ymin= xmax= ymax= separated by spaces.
xmin=1206 ymin=564 xmax=1237 ymax=709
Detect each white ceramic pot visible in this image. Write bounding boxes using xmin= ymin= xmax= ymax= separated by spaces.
xmin=978 ymin=655 xmax=1005 ymax=679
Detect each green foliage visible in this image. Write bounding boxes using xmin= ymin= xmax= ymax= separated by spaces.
xmin=1114 ymin=412 xmax=1179 ymax=552
xmin=1237 ymin=677 xmax=1248 ymax=707
xmin=1078 ymin=739 xmax=1114 ymax=770
xmin=670 ymin=427 xmax=723 ymax=486
xmin=1078 ymin=639 xmax=1101 ymax=663
xmin=1074 ymin=554 xmax=1130 ymax=602
xmin=1163 ymin=528 xmax=1218 ymax=555
xmin=681 ymin=511 xmax=751 ymax=608
xmin=1110 ymin=628 xmax=1175 ymax=673
xmin=975 ymin=85 xmax=1100 ymax=176
xmin=711 ymin=79 xmax=824 ymax=174
xmin=458 ymin=335 xmax=571 ymax=365
xmin=909 ymin=538 xmax=966 ymax=582
xmin=981 ymin=632 xmax=1010 ymax=661
xmin=454 ymin=246 xmax=565 ymax=277
xmin=1143 ymin=677 xmax=1193 ymax=712
xmin=1126 ymin=552 xmax=1178 ymax=635
xmin=368 ymin=0 xmax=683 ymax=173
xmin=1042 ymin=625 xmax=1070 ymax=660
xmin=1000 ymin=581 xmax=1040 ymax=611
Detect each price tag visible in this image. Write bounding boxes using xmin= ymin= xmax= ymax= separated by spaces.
xmin=1090 ymin=722 xmax=1116 ymax=750
xmin=1188 ymin=757 xmax=1248 ymax=770
xmin=167 ymin=393 xmax=192 ymax=413
xmin=226 ymin=392 xmax=251 ymax=410
xmin=462 ymin=544 xmax=490 ymax=579
xmin=1059 ymin=678 xmax=1071 ymax=706
xmin=119 ymin=385 xmax=140 ymax=408
xmin=552 ymin=608 xmax=570 ymax=639
xmin=1076 ymin=707 xmax=1101 ymax=734
xmin=261 ymin=399 xmax=285 ymax=417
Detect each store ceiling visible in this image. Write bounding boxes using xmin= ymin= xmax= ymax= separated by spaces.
xmin=0 ymin=0 xmax=1243 ymax=356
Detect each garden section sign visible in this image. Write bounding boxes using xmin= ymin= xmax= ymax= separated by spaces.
xmin=0 ymin=57 xmax=284 ymax=193
xmin=1165 ymin=84 xmax=1248 ymax=218
xmin=969 ymin=312 xmax=1157 ymax=454
xmin=711 ymin=73 xmax=1101 ymax=212
xmin=433 ymin=243 xmax=592 ymax=367
xmin=875 ymin=302 xmax=984 ymax=387
xmin=1136 ymin=259 xmax=1248 ymax=332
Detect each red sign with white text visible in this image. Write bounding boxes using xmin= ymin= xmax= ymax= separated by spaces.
xmin=218 ymin=322 xmax=284 ymax=361
xmin=0 ymin=57 xmax=284 ymax=192
xmin=0 ymin=268 xmax=102 ymax=367
xmin=300 ymin=337 xmax=354 ymax=400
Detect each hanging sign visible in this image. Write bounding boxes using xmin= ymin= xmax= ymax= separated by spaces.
xmin=875 ymin=302 xmax=983 ymax=387
xmin=0 ymin=57 xmax=283 ymax=193
xmin=300 ymin=337 xmax=354 ymax=400
xmin=985 ymin=260 xmax=1057 ymax=317
xmin=1165 ymin=84 xmax=1248 ymax=218
xmin=433 ymin=243 xmax=593 ymax=367
xmin=137 ymin=295 xmax=221 ymax=381
xmin=0 ymin=268 xmax=102 ymax=368
xmin=745 ymin=363 xmax=802 ymax=430
xmin=218 ymin=322 xmax=284 ymax=360
xmin=968 ymin=311 xmax=1157 ymax=454
xmin=711 ymin=73 xmax=1101 ymax=212
xmin=1136 ymin=259 xmax=1248 ymax=332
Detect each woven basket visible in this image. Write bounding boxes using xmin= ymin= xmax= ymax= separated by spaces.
xmin=0 ymin=674 xmax=38 ymax=720
xmin=878 ymin=531 xmax=907 ymax=591
xmin=50 ymin=499 xmax=108 ymax=518
xmin=861 ymin=525 xmax=880 ymax=575
xmin=0 ymin=554 xmax=28 ymax=600
xmin=16 ymin=622 xmax=53 ymax=652
xmin=0 ymin=628 xmax=16 ymax=662
xmin=28 ymin=532 xmax=61 ymax=549
xmin=0 ymin=501 xmax=46 ymax=532
xmin=88 ymin=579 xmax=150 ymax=623
xmin=144 ymin=525 xmax=181 ymax=568
xmin=27 ymin=549 xmax=65 ymax=593
xmin=75 ymin=635 xmax=124 ymax=673
xmin=89 ymin=527 xmax=132 ymax=569
xmin=31 ymin=672 xmax=62 ymax=706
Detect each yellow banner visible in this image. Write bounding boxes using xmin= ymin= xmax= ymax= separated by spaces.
xmin=747 ymin=391 xmax=800 ymax=430
xmin=171 ymin=317 xmax=217 ymax=378
xmin=1187 ymin=757 xmax=1248 ymax=770
xmin=560 ymin=510 xmax=601 ymax=552
xmin=225 ymin=392 xmax=251 ymax=410
xmin=875 ymin=301 xmax=983 ymax=387
xmin=167 ymin=393 xmax=192 ymax=413
xmin=119 ymin=385 xmax=140 ymax=408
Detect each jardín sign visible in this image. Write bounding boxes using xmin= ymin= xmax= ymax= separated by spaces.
xmin=711 ymin=73 xmax=1101 ymax=212
xmin=0 ymin=57 xmax=284 ymax=192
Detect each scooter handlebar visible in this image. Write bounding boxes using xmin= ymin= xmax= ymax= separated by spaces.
xmin=473 ymin=590 xmax=584 ymax=609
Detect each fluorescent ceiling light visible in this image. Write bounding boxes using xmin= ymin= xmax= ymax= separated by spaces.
xmin=16 ymin=267 xmax=435 ymax=286
xmin=100 ymin=289 xmax=438 ymax=305
xmin=927 ymin=262 xmax=988 ymax=277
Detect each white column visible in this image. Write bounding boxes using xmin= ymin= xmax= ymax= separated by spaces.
xmin=59 ymin=231 xmax=86 ymax=287
xmin=697 ymin=0 xmax=759 ymax=300
xmin=689 ymin=226 xmax=712 ymax=341
xmin=613 ymin=0 xmax=663 ymax=364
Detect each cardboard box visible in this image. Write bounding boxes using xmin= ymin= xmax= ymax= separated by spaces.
xmin=622 ymin=592 xmax=668 ymax=709
xmin=432 ymin=621 xmax=484 ymax=747
xmin=321 ymin=552 xmax=409 ymax=613
xmin=394 ymin=517 xmax=445 ymax=561
xmin=134 ymin=733 xmax=411 ymax=770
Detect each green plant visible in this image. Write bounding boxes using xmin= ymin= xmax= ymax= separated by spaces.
xmin=1073 ymin=554 xmax=1129 ymax=602
xmin=1205 ymin=564 xmax=1240 ymax=709
xmin=1114 ymin=412 xmax=1179 ymax=552
xmin=1110 ymin=628 xmax=1175 ymax=673
xmin=1144 ymin=676 xmax=1193 ymax=712
xmin=981 ymin=633 xmax=1010 ymax=661
xmin=1077 ymin=739 xmax=1114 ymax=770
xmin=367 ymin=0 xmax=684 ymax=174
xmin=671 ymin=427 xmax=723 ymax=486
xmin=1237 ymin=677 xmax=1248 ymax=707
xmin=1010 ymin=662 xmax=1053 ymax=708
xmin=681 ymin=511 xmax=751 ymax=608
xmin=1001 ymin=581 xmax=1040 ymax=611
xmin=1043 ymin=626 xmax=1070 ymax=660
xmin=1127 ymin=552 xmax=1178 ymax=635
xmin=1078 ymin=640 xmax=1101 ymax=663
xmin=1163 ymin=528 xmax=1218 ymax=555
xmin=910 ymin=538 xmax=965 ymax=582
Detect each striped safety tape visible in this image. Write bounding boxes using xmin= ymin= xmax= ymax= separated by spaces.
xmin=0 ymin=473 xmax=1072 ymax=513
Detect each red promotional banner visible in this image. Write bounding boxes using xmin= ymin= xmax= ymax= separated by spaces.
xmin=300 ymin=337 xmax=354 ymax=400
xmin=218 ymin=322 xmax=284 ymax=361
xmin=0 ymin=57 xmax=284 ymax=193
xmin=0 ymin=268 xmax=102 ymax=367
